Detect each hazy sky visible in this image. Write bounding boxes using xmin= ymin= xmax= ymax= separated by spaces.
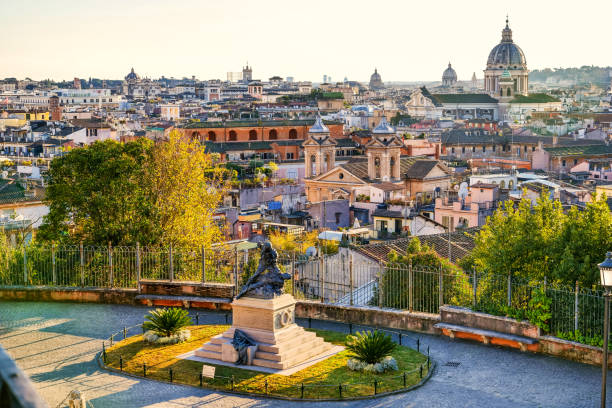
xmin=2 ymin=0 xmax=611 ymax=82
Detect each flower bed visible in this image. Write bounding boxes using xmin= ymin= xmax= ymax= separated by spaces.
xmin=102 ymin=325 xmax=432 ymax=400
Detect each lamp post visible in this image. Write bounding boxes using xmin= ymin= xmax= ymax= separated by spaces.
xmin=599 ymin=251 xmax=612 ymax=408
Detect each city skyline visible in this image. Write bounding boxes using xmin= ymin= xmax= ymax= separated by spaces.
xmin=2 ymin=0 xmax=612 ymax=82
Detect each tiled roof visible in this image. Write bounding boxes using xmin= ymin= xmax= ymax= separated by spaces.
xmin=441 ymin=129 xmax=607 ymax=147
xmin=405 ymin=160 xmax=438 ymax=179
xmin=182 ymin=119 xmax=343 ymax=129
xmin=356 ymin=227 xmax=479 ymax=264
xmin=544 ymin=145 xmax=612 ymax=157
xmin=431 ymin=93 xmax=499 ymax=104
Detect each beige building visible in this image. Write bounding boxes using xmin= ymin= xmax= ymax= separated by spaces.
xmin=304 ymin=116 xmax=451 ymax=204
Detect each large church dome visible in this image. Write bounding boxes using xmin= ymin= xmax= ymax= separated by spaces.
xmin=486 ymin=19 xmax=526 ymax=69
xmin=369 ymin=68 xmax=384 ymax=90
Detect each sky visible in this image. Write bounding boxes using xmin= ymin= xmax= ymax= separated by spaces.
xmin=1 ymin=0 xmax=611 ymax=83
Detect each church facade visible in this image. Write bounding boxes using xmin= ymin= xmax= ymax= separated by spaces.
xmin=303 ymin=116 xmax=451 ymax=204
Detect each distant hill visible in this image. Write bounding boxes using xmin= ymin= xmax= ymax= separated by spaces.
xmin=529 ymin=66 xmax=612 ymax=86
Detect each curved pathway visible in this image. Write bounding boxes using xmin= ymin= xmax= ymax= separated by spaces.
xmin=0 ymin=301 xmax=606 ymax=407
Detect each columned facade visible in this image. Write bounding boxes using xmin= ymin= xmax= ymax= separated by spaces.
xmin=484 ymin=18 xmax=528 ymax=97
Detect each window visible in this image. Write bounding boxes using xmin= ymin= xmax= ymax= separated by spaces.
xmin=287 ymin=169 xmax=297 ymax=179
xmin=573 ymin=159 xmax=578 ymax=165
xmin=532 ymin=146 xmax=536 ymax=152
xmin=493 ymin=145 xmax=496 ymax=152
xmin=451 ymin=147 xmax=455 ymax=154
xmin=562 ymin=160 xmax=566 ymax=167
xmin=288 ymin=129 xmax=298 ymax=139
xmin=208 ymin=131 xmax=216 ymax=141
xmin=335 ymin=212 xmax=341 ymax=224
xmin=339 ymin=172 xmax=344 ymax=179
xmin=482 ymin=146 xmax=486 ymax=152
xmin=524 ymin=146 xmax=527 ymax=152
xmin=229 ymin=130 xmax=237 ymax=141
xmin=286 ymin=152 xmax=294 ymax=160
xmin=472 ymin=146 xmax=476 ymax=152
xmin=462 ymin=147 xmax=465 ymax=153
xmin=269 ymin=129 xmax=278 ymax=140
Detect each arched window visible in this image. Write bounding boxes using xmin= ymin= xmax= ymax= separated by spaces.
xmin=508 ymin=180 xmax=514 ymax=189
xmin=310 ymin=154 xmax=317 ymax=176
xmin=289 ymin=129 xmax=298 ymax=139
xmin=229 ymin=130 xmax=237 ymax=141
xmin=390 ymin=157 xmax=395 ymax=178
xmin=208 ymin=131 xmax=216 ymax=142
xmin=249 ymin=130 xmax=257 ymax=140
xmin=375 ymin=157 xmax=381 ymax=179
xmin=269 ymin=129 xmax=278 ymax=140
xmin=191 ymin=131 xmax=200 ymax=139
xmin=500 ymin=180 xmax=506 ymax=189
xmin=507 ymin=88 xmax=511 ymax=97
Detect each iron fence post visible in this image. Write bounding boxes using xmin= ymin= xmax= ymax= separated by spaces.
xmin=472 ymin=266 xmax=477 ymax=309
xmin=408 ymin=259 xmax=413 ymax=313
xmin=52 ymin=243 xmax=56 ymax=286
xmin=378 ymin=260 xmax=383 ymax=308
xmin=319 ymin=247 xmax=324 ymax=302
xmin=108 ymin=242 xmax=113 ymax=288
xmin=169 ymin=244 xmax=174 ymax=282
xmin=438 ymin=264 xmax=443 ymax=311
xmin=234 ymin=247 xmax=239 ymax=293
xmin=507 ymin=273 xmax=511 ymax=308
xmin=136 ymin=242 xmax=141 ymax=293
xmin=574 ymin=281 xmax=579 ymax=332
xmin=291 ymin=251 xmax=296 ymax=297
xmin=349 ymin=253 xmax=354 ymax=306
xmin=79 ymin=241 xmax=84 ymax=287
xmin=23 ymin=245 xmax=27 ymax=285
xmin=201 ymin=246 xmax=206 ymax=283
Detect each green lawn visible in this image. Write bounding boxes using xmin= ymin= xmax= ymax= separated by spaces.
xmin=104 ymin=325 xmax=429 ymax=399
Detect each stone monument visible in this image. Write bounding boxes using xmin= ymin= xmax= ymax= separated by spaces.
xmin=195 ymin=242 xmax=335 ymax=370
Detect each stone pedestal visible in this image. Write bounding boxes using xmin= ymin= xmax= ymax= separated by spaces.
xmin=195 ymin=294 xmax=334 ymax=370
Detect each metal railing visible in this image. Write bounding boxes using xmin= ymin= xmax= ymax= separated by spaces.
xmin=0 ymin=244 xmax=610 ymax=341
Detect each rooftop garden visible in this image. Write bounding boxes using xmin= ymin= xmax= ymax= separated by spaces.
xmin=509 ymin=94 xmax=561 ymax=104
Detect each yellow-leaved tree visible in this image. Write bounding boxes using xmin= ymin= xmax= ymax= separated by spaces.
xmin=145 ymin=130 xmax=229 ymax=248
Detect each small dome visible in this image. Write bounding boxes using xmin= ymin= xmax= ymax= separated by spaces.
xmin=443 ymin=63 xmax=457 ymax=80
xmin=125 ymin=68 xmax=140 ymax=81
xmin=309 ymin=115 xmax=329 ymax=133
xmin=372 ymin=115 xmax=395 ymax=134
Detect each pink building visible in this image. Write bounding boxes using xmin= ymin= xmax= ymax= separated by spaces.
xmin=434 ymin=183 xmax=500 ymax=230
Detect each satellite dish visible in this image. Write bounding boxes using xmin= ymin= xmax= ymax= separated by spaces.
xmin=458 ymin=182 xmax=469 ymax=201
xmin=305 ymin=246 xmax=317 ymax=257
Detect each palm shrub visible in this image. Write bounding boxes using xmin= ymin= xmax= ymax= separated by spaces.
xmin=345 ymin=330 xmax=396 ymax=364
xmin=142 ymin=308 xmax=192 ymax=337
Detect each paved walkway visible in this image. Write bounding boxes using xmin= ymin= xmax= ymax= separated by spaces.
xmin=0 ymin=301 xmax=607 ymax=407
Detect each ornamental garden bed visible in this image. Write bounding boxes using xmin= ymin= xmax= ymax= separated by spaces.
xmin=102 ymin=324 xmax=432 ymax=400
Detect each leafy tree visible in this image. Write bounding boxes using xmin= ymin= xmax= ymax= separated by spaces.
xmin=39 ymin=138 xmax=156 ymax=245
xmin=40 ymin=131 xmax=228 ymax=248
xmin=376 ymin=238 xmax=470 ymax=311
xmin=144 ymin=130 xmax=228 ymax=248
xmin=464 ymin=192 xmax=612 ymax=287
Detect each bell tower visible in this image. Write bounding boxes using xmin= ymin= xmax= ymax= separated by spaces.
xmin=365 ymin=115 xmax=403 ymax=181
xmin=303 ymin=115 xmax=336 ymax=178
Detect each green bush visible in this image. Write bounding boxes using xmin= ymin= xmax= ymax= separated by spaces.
xmin=345 ymin=330 xmax=396 ymax=364
xmin=142 ymin=308 xmax=192 ymax=337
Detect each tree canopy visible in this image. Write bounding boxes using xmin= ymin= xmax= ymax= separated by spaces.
xmin=462 ymin=192 xmax=612 ymax=287
xmin=39 ymin=130 xmax=228 ymax=247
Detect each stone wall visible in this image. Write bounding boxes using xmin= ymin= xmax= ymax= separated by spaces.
xmin=139 ymin=280 xmax=234 ymax=299
xmin=440 ymin=306 xmax=540 ymax=338
xmin=295 ymin=300 xmax=441 ymax=334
